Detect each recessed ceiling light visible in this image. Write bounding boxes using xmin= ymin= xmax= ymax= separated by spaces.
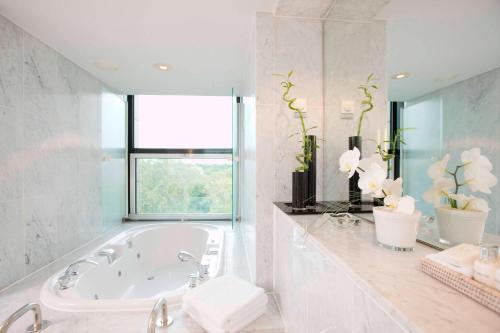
xmin=154 ymin=63 xmax=169 ymax=71
xmin=94 ymin=61 xmax=118 ymax=71
xmin=391 ymin=72 xmax=410 ymax=80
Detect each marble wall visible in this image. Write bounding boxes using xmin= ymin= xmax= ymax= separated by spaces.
xmin=273 ymin=207 xmax=408 ymax=333
xmin=255 ymin=12 xmax=324 ymax=289
xmin=323 ymin=19 xmax=388 ymax=201
xmin=404 ymin=67 xmax=500 ymax=234
xmin=0 ymin=15 xmax=126 ymax=290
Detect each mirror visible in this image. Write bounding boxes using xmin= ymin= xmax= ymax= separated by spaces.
xmin=323 ymin=0 xmax=500 ymax=249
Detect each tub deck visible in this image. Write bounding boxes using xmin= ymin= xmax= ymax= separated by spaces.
xmin=0 ymin=222 xmax=284 ymax=332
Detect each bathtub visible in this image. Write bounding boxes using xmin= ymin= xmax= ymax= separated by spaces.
xmin=40 ymin=223 xmax=224 ymax=312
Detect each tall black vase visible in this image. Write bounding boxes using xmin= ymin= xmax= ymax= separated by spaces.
xmin=348 ymin=136 xmax=362 ymax=205
xmin=292 ymin=171 xmax=308 ymax=210
xmin=306 ymin=135 xmax=317 ymax=206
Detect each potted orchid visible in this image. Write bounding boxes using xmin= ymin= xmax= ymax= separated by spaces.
xmin=339 ymin=148 xmax=421 ymax=250
xmin=423 ymin=148 xmax=497 ymax=244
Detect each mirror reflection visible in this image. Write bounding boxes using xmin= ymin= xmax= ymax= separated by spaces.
xmin=323 ymin=0 xmax=500 ymax=249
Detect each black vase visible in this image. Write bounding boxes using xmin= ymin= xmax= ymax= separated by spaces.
xmin=305 ymin=135 xmax=317 ymax=206
xmin=292 ymin=171 xmax=308 ymax=210
xmin=348 ymin=136 xmax=362 ymax=205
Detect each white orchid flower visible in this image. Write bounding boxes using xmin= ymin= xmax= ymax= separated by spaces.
xmin=466 ymin=197 xmax=490 ymax=212
xmin=447 ymin=193 xmax=490 ymax=212
xmin=464 ymin=168 xmax=497 ymax=194
xmin=358 ymin=163 xmax=386 ymax=196
xmin=382 ymin=177 xmax=403 ymax=197
xmin=427 ymin=154 xmax=450 ymax=180
xmin=395 ymin=196 xmax=416 ymax=215
xmin=383 ymin=194 xmax=400 ymax=208
xmin=461 ymin=148 xmax=493 ymax=172
xmin=339 ymin=147 xmax=361 ymax=178
xmin=422 ymin=177 xmax=455 ymax=206
xmin=358 ymin=154 xmax=387 ymax=173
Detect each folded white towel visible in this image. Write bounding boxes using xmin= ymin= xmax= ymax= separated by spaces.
xmin=425 ymin=252 xmax=474 ymax=277
xmin=185 ymin=295 xmax=268 ymax=333
xmin=182 ymin=275 xmax=268 ymax=331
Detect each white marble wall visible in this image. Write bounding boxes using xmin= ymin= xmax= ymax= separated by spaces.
xmin=407 ymin=67 xmax=500 ymax=234
xmin=323 ymin=20 xmax=388 ymax=200
xmin=273 ymin=208 xmax=408 ymax=333
xmin=255 ymin=12 xmax=324 ymax=289
xmin=0 ymin=15 xmax=125 ymax=289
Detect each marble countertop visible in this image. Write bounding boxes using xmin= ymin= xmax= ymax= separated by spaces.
xmin=0 ymin=222 xmax=283 ymax=333
xmin=282 ymin=212 xmax=500 ymax=333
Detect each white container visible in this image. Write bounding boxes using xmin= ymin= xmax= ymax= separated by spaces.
xmin=373 ymin=206 xmax=421 ymax=251
xmin=436 ymin=206 xmax=488 ymax=245
xmin=473 ymin=244 xmax=499 ymax=288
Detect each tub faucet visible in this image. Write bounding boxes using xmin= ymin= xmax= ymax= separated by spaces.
xmin=177 ymin=251 xmax=209 ymax=278
xmin=0 ymin=303 xmax=51 ymax=333
xmin=58 ymin=259 xmax=98 ymax=290
xmin=147 ymin=298 xmax=173 ymax=333
xmin=97 ymin=248 xmax=116 ymax=264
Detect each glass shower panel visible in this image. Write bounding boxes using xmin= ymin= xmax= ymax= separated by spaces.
xmin=101 ymin=91 xmax=127 ymax=231
xmin=231 ymin=89 xmax=239 ymax=228
xmin=401 ymin=97 xmax=443 ymax=218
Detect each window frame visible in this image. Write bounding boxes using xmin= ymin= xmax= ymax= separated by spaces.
xmin=127 ymin=95 xmax=233 ymax=220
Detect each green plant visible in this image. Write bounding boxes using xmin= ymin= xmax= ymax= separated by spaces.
xmin=356 ymin=74 xmax=378 ymax=136
xmin=276 ymin=70 xmax=318 ymax=172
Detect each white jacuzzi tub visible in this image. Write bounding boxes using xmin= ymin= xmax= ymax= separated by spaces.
xmin=41 ymin=223 xmax=224 ymax=312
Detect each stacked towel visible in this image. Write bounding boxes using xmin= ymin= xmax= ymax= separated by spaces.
xmin=182 ymin=275 xmax=268 ymax=333
xmin=426 ymin=243 xmax=480 ymax=277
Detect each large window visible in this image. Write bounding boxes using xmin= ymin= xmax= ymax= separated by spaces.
xmin=129 ymin=95 xmax=234 ymax=219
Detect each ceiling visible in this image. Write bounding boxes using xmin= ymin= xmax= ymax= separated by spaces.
xmin=378 ymin=0 xmax=500 ymax=101
xmin=0 ymin=0 xmax=277 ymax=96
xmin=1 ymin=0 xmax=498 ymax=99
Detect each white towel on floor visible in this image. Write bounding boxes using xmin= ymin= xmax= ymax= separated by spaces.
xmin=184 ymin=295 xmax=268 ymax=333
xmin=182 ymin=275 xmax=268 ymax=333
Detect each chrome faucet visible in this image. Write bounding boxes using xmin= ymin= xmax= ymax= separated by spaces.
xmin=0 ymin=303 xmax=50 ymax=333
xmin=177 ymin=251 xmax=209 ymax=279
xmin=147 ymin=298 xmax=173 ymax=333
xmin=97 ymin=248 xmax=116 ymax=264
xmin=58 ymin=259 xmax=98 ymax=290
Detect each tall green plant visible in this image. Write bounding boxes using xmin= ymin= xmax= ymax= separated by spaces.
xmin=356 ymin=74 xmax=378 ymax=136
xmin=276 ymin=70 xmax=318 ymax=172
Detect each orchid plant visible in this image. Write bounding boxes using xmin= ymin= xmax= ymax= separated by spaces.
xmin=423 ymin=148 xmax=497 ymax=212
xmin=339 ymin=148 xmax=416 ymax=215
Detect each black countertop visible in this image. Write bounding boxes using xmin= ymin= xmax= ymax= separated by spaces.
xmin=274 ymin=201 xmax=374 ymax=215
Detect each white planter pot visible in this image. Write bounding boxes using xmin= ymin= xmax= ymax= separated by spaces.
xmin=373 ymin=207 xmax=421 ymax=251
xmin=435 ymin=206 xmax=488 ymax=245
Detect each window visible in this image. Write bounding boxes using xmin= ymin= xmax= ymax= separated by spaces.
xmin=134 ymin=95 xmax=232 ymax=149
xmin=129 ymin=95 xmax=234 ymax=218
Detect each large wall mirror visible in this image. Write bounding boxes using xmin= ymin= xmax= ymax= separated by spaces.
xmin=323 ymin=0 xmax=500 ymax=249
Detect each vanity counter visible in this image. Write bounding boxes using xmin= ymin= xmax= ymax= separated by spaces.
xmin=273 ymin=205 xmax=500 ymax=333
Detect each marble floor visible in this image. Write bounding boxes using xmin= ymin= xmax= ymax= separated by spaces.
xmin=0 ymin=222 xmax=283 ymax=333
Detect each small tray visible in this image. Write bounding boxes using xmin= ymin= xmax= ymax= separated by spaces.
xmin=421 ymin=257 xmax=500 ymax=314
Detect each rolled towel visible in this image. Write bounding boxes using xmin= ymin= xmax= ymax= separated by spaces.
xmin=182 ymin=275 xmax=268 ymax=331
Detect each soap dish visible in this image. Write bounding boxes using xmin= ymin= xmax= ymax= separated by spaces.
xmin=422 ymin=257 xmax=500 ymax=314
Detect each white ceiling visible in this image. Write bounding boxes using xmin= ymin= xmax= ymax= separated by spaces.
xmin=377 ymin=0 xmax=500 ymax=101
xmin=0 ymin=0 xmax=277 ymax=96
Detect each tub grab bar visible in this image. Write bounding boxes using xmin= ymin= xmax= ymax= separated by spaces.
xmin=147 ymin=298 xmax=173 ymax=333
xmin=0 ymin=303 xmax=51 ymax=333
